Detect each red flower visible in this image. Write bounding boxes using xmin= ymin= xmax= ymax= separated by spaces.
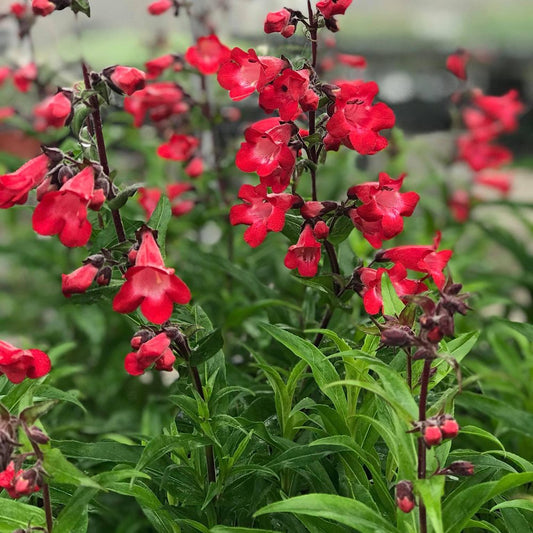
xmin=457 ymin=135 xmax=512 ymax=171
xmin=124 ymin=332 xmax=175 ymax=375
xmin=12 ymin=62 xmax=37 ymax=93
xmin=440 ymin=416 xmax=459 ymax=439
xmin=235 ymin=118 xmax=296 ymax=193
xmin=62 ymin=263 xmax=99 ymax=298
xmin=0 ymin=462 xmax=41 ymax=499
xmin=157 ymin=134 xmax=199 ymax=161
xmin=337 ymin=53 xmax=367 ymax=68
xmin=0 ymin=340 xmax=51 ymax=384
xmin=145 ymin=54 xmax=175 ymax=79
xmin=264 ymin=8 xmax=295 ymax=38
xmin=0 ymin=66 xmax=11 ymax=86
xmin=0 ymin=154 xmax=49 ymax=209
xmin=448 ymin=189 xmax=470 ymax=223
xmin=167 ymin=183 xmax=194 ymax=217
xmin=230 ymin=183 xmax=296 ymax=247
xmin=446 ymin=49 xmax=469 ymax=80
xmin=474 ymin=171 xmax=512 ymax=195
xmin=31 ymin=0 xmax=55 ymax=16
xmin=124 ymin=82 xmax=188 ymax=127
xmin=284 ymin=224 xmax=322 ymax=277
xmin=0 ymin=107 xmax=15 ymax=121
xmin=324 ymin=80 xmax=395 ymax=155
xmin=396 ymin=481 xmax=415 ymax=514
xmin=148 ymin=0 xmax=173 ymax=15
xmin=258 ymin=68 xmax=318 ymax=121
xmin=472 ymin=89 xmax=523 ymax=135
xmin=217 ymin=47 xmax=286 ymax=101
xmin=317 ymin=0 xmax=352 ymax=19
xmin=10 ymin=2 xmax=27 ymax=17
xmin=184 ymin=157 xmax=203 ymax=178
xmin=107 ymin=66 xmax=146 ymax=95
xmin=33 ymin=92 xmax=72 ymax=131
xmin=348 ymin=172 xmax=419 ymax=248
xmin=112 ymin=227 xmax=191 ymax=324
xmin=138 ymin=187 xmax=161 ymax=219
xmin=378 ymin=232 xmax=453 ymax=290
xmin=357 ymin=263 xmax=426 ymax=315
xmin=32 ymin=166 xmax=101 ymax=247
xmin=185 ymin=34 xmax=231 ymax=75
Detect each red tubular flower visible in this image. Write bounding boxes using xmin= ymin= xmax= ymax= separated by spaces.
xmin=185 ymin=34 xmax=231 ymax=75
xmin=112 ymin=227 xmax=191 ymax=324
xmin=148 ymin=0 xmax=173 ymax=15
xmin=264 ymin=9 xmax=295 ymax=38
xmin=0 ymin=462 xmax=41 ymax=499
xmin=157 ymin=134 xmax=199 ymax=161
xmin=32 ymin=166 xmax=101 ymax=248
xmin=474 ymin=171 xmax=512 ymax=195
xmin=457 ymin=135 xmax=512 ymax=172
xmin=230 ymin=183 xmax=296 ymax=247
xmin=107 ymin=66 xmax=146 ymax=96
xmin=0 ymin=154 xmax=49 ymax=209
xmin=378 ymin=232 xmax=453 ymax=290
xmin=10 ymin=2 xmax=27 ymax=17
xmin=217 ymin=47 xmax=286 ymax=101
xmin=357 ymin=263 xmax=426 ymax=315
xmin=62 ymin=263 xmax=99 ymax=297
xmin=31 ymin=0 xmax=55 ymax=16
xmin=185 ymin=157 xmax=203 ymax=178
xmin=325 ymin=80 xmax=395 ymax=155
xmin=167 ymin=183 xmax=194 ymax=217
xmin=12 ymin=63 xmax=37 ymax=93
xmin=33 ymin=92 xmax=72 ymax=131
xmin=124 ymin=332 xmax=175 ymax=375
xmin=138 ymin=187 xmax=161 ymax=219
xmin=258 ymin=68 xmax=318 ymax=121
xmin=0 ymin=340 xmax=51 ymax=384
xmin=449 ymin=189 xmax=470 ymax=223
xmin=284 ymin=224 xmax=322 ymax=277
xmin=337 ymin=53 xmax=367 ymax=68
xmin=446 ymin=49 xmax=469 ymax=80
xmin=124 ymin=82 xmax=188 ymax=127
xmin=317 ymin=0 xmax=352 ymax=19
xmin=235 ymin=118 xmax=296 ymax=192
xmin=423 ymin=425 xmax=443 ymax=447
xmin=348 ymin=173 xmax=419 ymax=248
xmin=145 ymin=54 xmax=175 ymax=79
xmin=472 ymin=89 xmax=524 ymax=135
xmin=0 ymin=66 xmax=11 ymax=86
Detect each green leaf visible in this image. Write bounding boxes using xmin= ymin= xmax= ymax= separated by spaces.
xmin=255 ymin=494 xmax=399 ymax=533
xmin=107 ymin=183 xmax=143 ymax=210
xmin=54 ymin=487 xmax=99 ymax=533
xmin=147 ymin=194 xmax=172 ymax=254
xmin=460 ymin=425 xmax=505 ymax=450
xmin=71 ymin=0 xmax=91 ymax=17
xmin=414 ymin=476 xmax=445 ymax=533
xmin=381 ymin=273 xmax=404 ymax=316
xmin=463 ymin=519 xmax=501 ymax=532
xmin=211 ymin=528 xmax=279 ymax=533
xmin=35 ymin=384 xmax=86 ymax=412
xmin=43 ymin=448 xmax=100 ymax=488
xmin=54 ymin=439 xmax=143 ymax=463
xmin=328 ymin=216 xmax=354 ymax=245
xmin=259 ymin=323 xmax=347 ymax=417
xmin=490 ymin=499 xmax=533 ymax=513
xmin=19 ymin=400 xmax=57 ymax=424
xmin=496 ymin=319 xmax=533 ymax=342
xmin=70 ymin=104 xmax=91 ymax=137
xmin=0 ymin=499 xmax=46 ymax=530
xmin=190 ymin=328 xmax=224 ymax=366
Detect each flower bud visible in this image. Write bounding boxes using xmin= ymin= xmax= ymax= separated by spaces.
xmin=96 ymin=266 xmax=112 ymax=287
xmin=442 ymin=461 xmax=474 ymax=476
xmin=313 ymin=221 xmax=330 ymax=240
xmin=396 ymin=480 xmax=415 ymax=513
xmin=130 ymin=329 xmax=154 ymax=349
xmin=439 ymin=415 xmax=459 ymax=439
xmin=423 ymin=425 xmax=442 ymax=447
xmin=380 ymin=326 xmax=415 ymax=347
xmin=325 ymin=16 xmax=340 ymax=32
xmin=27 ymin=426 xmax=50 ymax=445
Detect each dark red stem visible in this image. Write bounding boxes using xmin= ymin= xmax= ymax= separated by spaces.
xmin=417 ymin=359 xmax=432 ymax=533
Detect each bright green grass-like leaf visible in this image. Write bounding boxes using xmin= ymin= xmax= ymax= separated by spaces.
xmin=43 ymin=447 xmax=101 ymax=488
xmin=54 ymin=487 xmax=99 ymax=533
xmin=381 ymin=273 xmax=405 ymax=316
xmin=491 ymin=499 xmax=533 ymax=513
xmin=34 ymin=384 xmax=85 ymax=412
xmin=460 ymin=425 xmax=505 ymax=450
xmin=414 ymin=476 xmax=445 ymax=533
xmin=259 ymin=323 xmax=347 ymax=417
xmin=211 ymin=528 xmax=278 ymax=533
xmin=496 ymin=319 xmax=533 ymax=342
xmin=255 ymin=494 xmax=400 ymax=533
xmin=0 ymin=500 xmax=46 ymax=532
xmin=54 ymin=440 xmax=143 ymax=463
xmin=147 ymin=194 xmax=172 ymax=255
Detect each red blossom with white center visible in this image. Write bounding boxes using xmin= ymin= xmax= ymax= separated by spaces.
xmin=317 ymin=0 xmax=353 ymax=19
xmin=235 ymin=118 xmax=296 ymax=193
xmin=217 ymin=47 xmax=287 ymax=101
xmin=0 ymin=340 xmax=51 ymax=384
xmin=378 ymin=232 xmax=453 ymax=289
xmin=264 ymin=9 xmax=295 ymax=38
xmin=145 ymin=54 xmax=175 ymax=79
xmin=230 ymin=183 xmax=296 ymax=247
xmin=33 ymin=92 xmax=72 ymax=131
xmin=124 ymin=332 xmax=175 ymax=375
xmin=0 ymin=462 xmax=41 ymax=499
xmin=258 ymin=68 xmax=318 ymax=121
xmin=31 ymin=0 xmax=55 ymax=16
xmin=337 ymin=53 xmax=367 ymax=69
xmin=112 ymin=227 xmax=191 ymax=324
xmin=324 ymin=80 xmax=395 ymax=155
xmin=284 ymin=224 xmax=322 ymax=277
xmin=348 ymin=172 xmax=420 ymax=248
xmin=12 ymin=63 xmax=37 ymax=93
xmin=157 ymin=134 xmax=199 ymax=161
xmin=457 ymin=135 xmax=512 ymax=171
xmin=357 ymin=263 xmax=427 ymax=315
xmin=148 ymin=0 xmax=173 ymax=15
xmin=62 ymin=263 xmax=99 ymax=298
xmin=167 ymin=183 xmax=195 ymax=217
xmin=124 ymin=82 xmax=188 ymax=127
xmin=446 ymin=49 xmax=469 ymax=80
xmin=185 ymin=34 xmax=231 ymax=75
xmin=32 ymin=166 xmax=102 ymax=248
xmin=107 ymin=66 xmax=146 ymax=95
xmin=0 ymin=154 xmax=49 ymax=208
xmin=474 ymin=171 xmax=513 ymax=195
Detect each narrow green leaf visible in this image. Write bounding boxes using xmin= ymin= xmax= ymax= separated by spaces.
xmin=54 ymin=439 xmax=143 ymax=463
xmin=381 ymin=273 xmax=405 ymax=316
xmin=19 ymin=400 xmax=57 ymax=424
xmin=190 ymin=328 xmax=224 ymax=366
xmin=460 ymin=425 xmax=505 ymax=450
xmin=54 ymin=487 xmax=99 ymax=533
xmin=71 ymin=0 xmax=91 ymax=16
xmin=496 ymin=319 xmax=533 ymax=342
xmin=491 ymin=499 xmax=533 ymax=513
xmin=0 ymin=499 xmax=46 ymax=530
xmin=147 ymin=194 xmax=172 ymax=254
xmin=414 ymin=476 xmax=445 ymax=533
xmin=43 ymin=448 xmax=100 ymax=488
xmin=211 ymin=528 xmax=278 ymax=533
xmin=107 ymin=183 xmax=143 ymax=210
xmin=255 ymin=494 xmax=399 ymax=533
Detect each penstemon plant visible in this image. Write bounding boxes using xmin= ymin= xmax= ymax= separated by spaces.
xmin=0 ymin=1 xmax=531 ymax=532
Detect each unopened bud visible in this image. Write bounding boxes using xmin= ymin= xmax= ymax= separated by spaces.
xmin=439 ymin=415 xmax=459 ymax=439
xmin=442 ymin=461 xmax=474 ymax=476
xmin=58 ymin=165 xmax=76 ymax=184
xmin=380 ymin=326 xmax=415 ymax=347
xmin=27 ymin=426 xmax=50 ymax=445
xmin=313 ymin=221 xmax=329 ymax=240
xmin=96 ymin=266 xmax=112 ymax=286
xmin=423 ymin=425 xmax=442 ymax=447
xmin=325 ymin=16 xmax=340 ymax=32
xmin=130 ymin=329 xmax=154 ymax=349
xmin=396 ymin=480 xmax=415 ymax=513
